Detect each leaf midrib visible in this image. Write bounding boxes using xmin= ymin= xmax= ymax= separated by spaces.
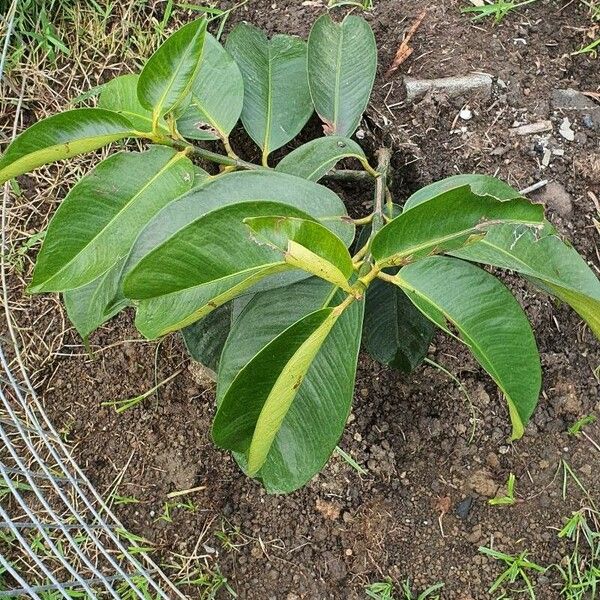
xmin=153 ymin=23 xmax=203 ymax=118
xmin=0 ymin=131 xmax=135 ymax=185
xmin=262 ymin=45 xmax=274 ymax=155
xmin=395 ymin=274 xmax=527 ymax=428
xmin=378 ymin=221 xmax=539 ymax=267
xmin=153 ymin=262 xmax=290 ymax=335
xmin=332 ymin=22 xmax=344 ymax=132
xmin=35 ymin=151 xmax=186 ymax=288
xmin=466 ymin=238 xmax=589 ymax=297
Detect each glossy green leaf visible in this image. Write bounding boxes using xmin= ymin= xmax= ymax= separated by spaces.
xmin=307 ymin=14 xmax=377 ymax=136
xmin=275 ymin=136 xmax=367 ymax=181
xmin=120 ymin=170 xmax=353 ymax=337
xmin=391 ymin=256 xmax=541 ymax=439
xmin=215 ymin=307 xmax=341 ymax=474
xmin=30 ymin=146 xmax=195 ymax=292
xmin=244 ymin=216 xmax=354 ymax=291
xmin=0 ymin=109 xmax=137 ymax=185
xmin=371 ymin=185 xmax=544 ymax=268
xmin=216 ymin=278 xmax=364 ymax=491
xmin=225 ymin=23 xmax=313 ymax=160
xmin=362 ymin=277 xmax=435 ymax=373
xmin=63 ymin=259 xmax=128 ymax=340
xmin=182 ymin=303 xmax=232 ymax=373
xmin=137 ymin=18 xmax=207 ymax=119
xmin=404 ymin=174 xmax=521 ymax=211
xmin=453 ymin=224 xmax=600 ymax=338
xmin=99 ymin=74 xmax=168 ymax=134
xmin=177 ymin=33 xmax=244 ymax=141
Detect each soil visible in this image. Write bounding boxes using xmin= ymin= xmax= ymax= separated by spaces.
xmin=3 ymin=0 xmax=600 ymax=598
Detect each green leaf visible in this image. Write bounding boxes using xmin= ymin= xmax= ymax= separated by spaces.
xmin=30 ymin=146 xmax=195 ymax=292
xmin=0 ymin=108 xmax=137 ymax=185
xmin=137 ymin=17 xmax=207 ymax=120
xmin=99 ymin=73 xmax=168 ymax=134
xmin=404 ymin=174 xmax=521 ymax=211
xmin=244 ymin=216 xmax=354 ymax=291
xmin=182 ymin=302 xmax=232 ymax=372
xmin=215 ymin=307 xmax=342 ymax=474
xmin=177 ymin=33 xmax=244 ymax=141
xmin=216 ymin=278 xmax=364 ymax=491
xmin=453 ymin=224 xmax=600 ymax=338
xmin=362 ymin=277 xmax=435 ymax=373
xmin=225 ymin=23 xmax=313 ymax=160
xmin=307 ymin=14 xmax=377 ymax=136
xmin=391 ymin=256 xmax=541 ymax=439
xmin=275 ymin=136 xmax=368 ymax=181
xmin=127 ymin=202 xmax=319 ymax=338
xmin=121 ymin=171 xmax=354 ymax=337
xmin=371 ymin=185 xmax=544 ymax=267
xmin=63 ymin=259 xmax=128 ymax=340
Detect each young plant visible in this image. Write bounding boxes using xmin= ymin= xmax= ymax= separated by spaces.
xmin=489 ymin=473 xmax=517 ymax=506
xmin=461 ymin=0 xmax=539 ymax=23
xmin=1 ymin=13 xmax=599 ymax=494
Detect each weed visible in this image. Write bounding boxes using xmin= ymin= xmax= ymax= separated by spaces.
xmin=335 ymin=445 xmax=368 ymax=475
xmin=489 ymin=473 xmax=517 ymax=506
xmin=551 ymin=508 xmax=600 ymax=599
xmin=479 ymin=546 xmax=545 ymax=599
xmin=175 ymin=564 xmax=237 ymax=598
xmin=461 ymin=0 xmax=539 ymax=23
xmin=102 ymin=370 xmax=181 ymax=414
xmin=110 ymin=493 xmax=141 ymax=506
xmin=365 ymin=578 xmax=444 ymax=600
xmin=568 ymin=415 xmax=597 ymax=437
xmin=215 ymin=520 xmax=244 ymax=553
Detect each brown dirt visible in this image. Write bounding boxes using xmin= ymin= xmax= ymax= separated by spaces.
xmin=2 ymin=0 xmax=600 ymax=598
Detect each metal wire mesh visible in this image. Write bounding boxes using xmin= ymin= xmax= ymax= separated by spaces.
xmin=0 ymin=2 xmax=184 ymax=597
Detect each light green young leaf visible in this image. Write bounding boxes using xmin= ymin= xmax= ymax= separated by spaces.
xmin=453 ymin=224 xmax=600 ymax=338
xmin=391 ymin=256 xmax=541 ymax=439
xmin=0 ymin=109 xmax=137 ymax=185
xmin=177 ymin=33 xmax=244 ymax=141
xmin=307 ymin=14 xmax=377 ymax=136
xmin=215 ymin=307 xmax=340 ymax=474
xmin=217 ymin=278 xmax=363 ymax=493
xmin=275 ymin=136 xmax=367 ymax=181
xmin=30 ymin=146 xmax=195 ymax=292
xmin=362 ymin=277 xmax=435 ymax=373
xmin=244 ymin=216 xmax=354 ymax=291
xmin=137 ymin=17 xmax=207 ymax=120
xmin=99 ymin=73 xmax=168 ymax=134
xmin=371 ymin=185 xmax=544 ymax=267
xmin=225 ymin=23 xmax=313 ymax=161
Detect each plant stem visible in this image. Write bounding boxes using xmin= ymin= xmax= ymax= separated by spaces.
xmin=322 ymin=169 xmax=376 ymax=183
xmin=372 ymin=148 xmax=392 ymax=236
xmin=159 ymin=137 xmax=264 ymax=171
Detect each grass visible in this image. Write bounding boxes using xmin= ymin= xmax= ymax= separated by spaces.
xmin=101 ymin=370 xmax=181 ymax=413
xmin=568 ymin=415 xmax=597 ymax=437
xmin=489 ymin=472 xmax=517 ymax=506
xmin=335 ymin=445 xmax=368 ymax=475
xmin=365 ymin=578 xmax=444 ymax=600
xmin=479 ymin=546 xmax=546 ymax=599
xmin=461 ymin=0 xmax=539 ymax=23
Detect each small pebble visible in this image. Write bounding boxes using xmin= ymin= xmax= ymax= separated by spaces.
xmin=460 ymin=107 xmax=473 ymax=120
xmin=456 ymin=496 xmax=474 ymax=520
xmin=559 ymin=117 xmax=575 ymax=141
